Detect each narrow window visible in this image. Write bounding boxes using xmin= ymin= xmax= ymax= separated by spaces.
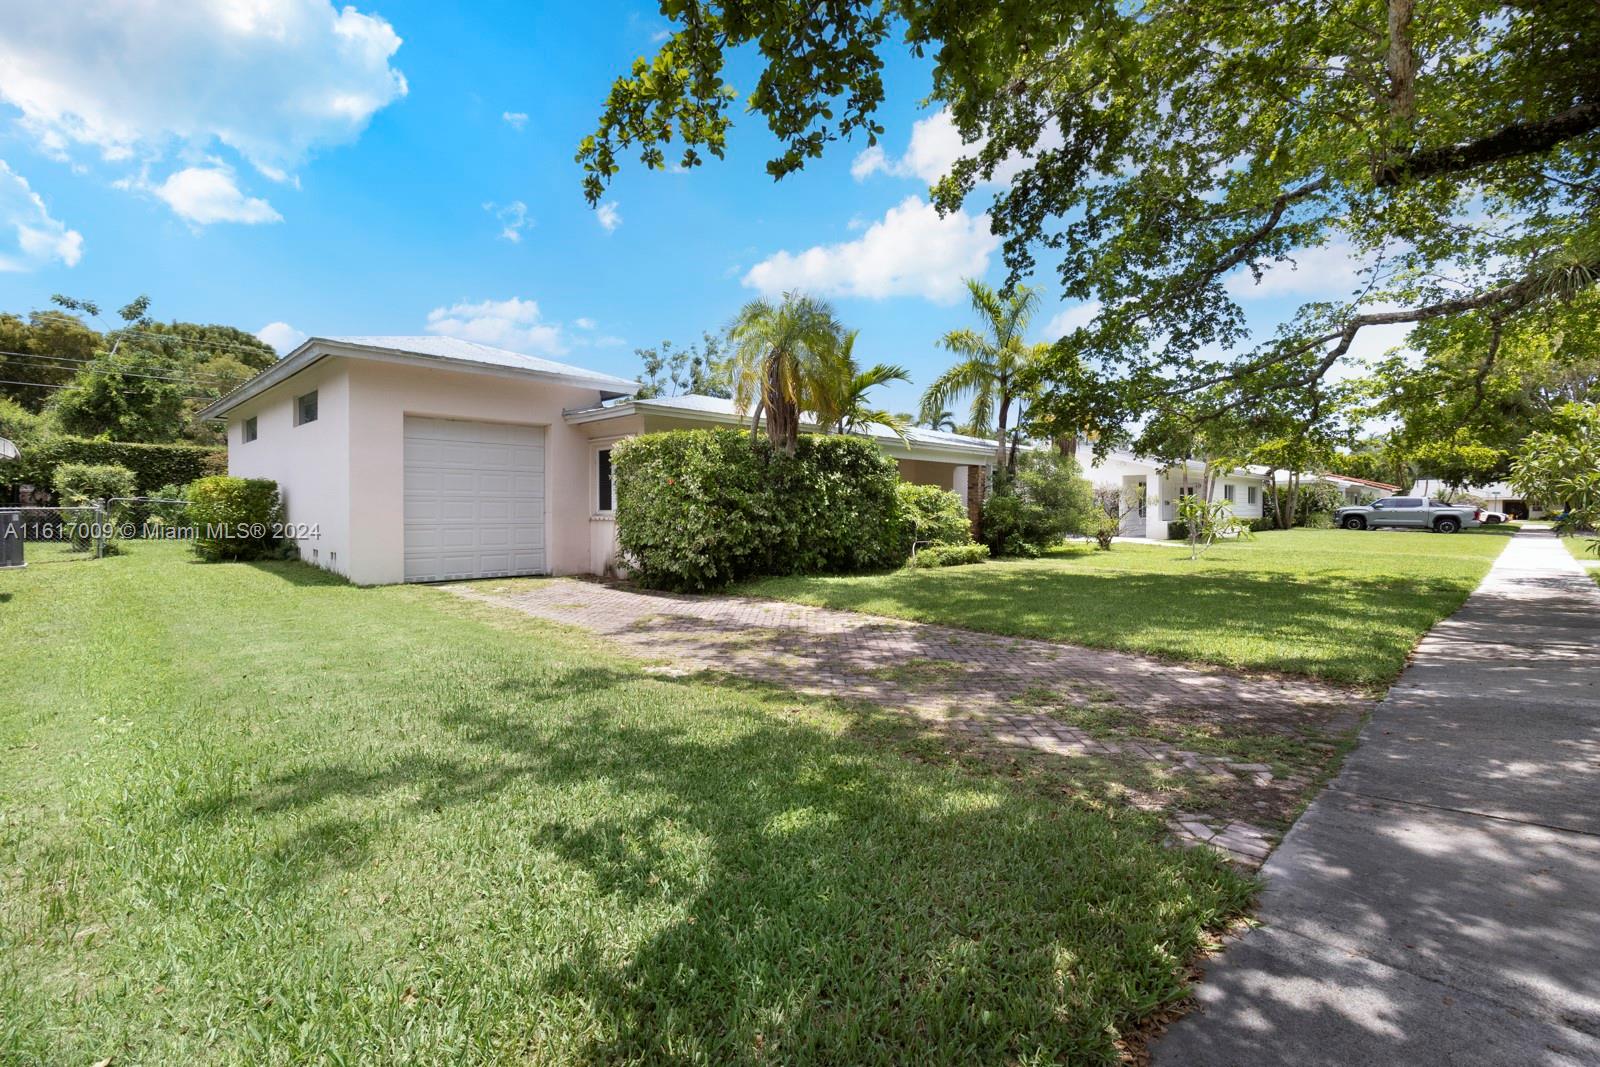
xmin=597 ymin=448 xmax=613 ymax=512
xmin=241 ymin=416 xmax=258 ymax=443
xmin=295 ymin=390 xmax=318 ymax=426
xmin=1247 ymin=485 xmax=1258 ymax=505
xmin=1223 ymin=483 xmax=1236 ymax=502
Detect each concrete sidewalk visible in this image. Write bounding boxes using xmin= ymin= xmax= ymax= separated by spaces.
xmin=1155 ymin=527 xmax=1600 ymax=1066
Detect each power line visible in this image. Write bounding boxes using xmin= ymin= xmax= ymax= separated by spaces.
xmin=0 ymin=378 xmax=215 ymax=402
xmin=113 ymin=328 xmax=276 ymax=356
xmin=0 ymin=350 xmax=242 ymax=387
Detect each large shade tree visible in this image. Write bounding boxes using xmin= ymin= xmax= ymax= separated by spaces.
xmin=921 ymin=279 xmax=1043 ymax=471
xmin=727 ymin=293 xmax=843 ymax=454
xmin=579 ymin=0 xmax=1600 ymax=434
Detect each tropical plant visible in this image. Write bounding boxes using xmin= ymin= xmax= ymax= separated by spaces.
xmin=727 ymin=293 xmax=842 ymax=455
xmin=1510 ymin=402 xmax=1600 ymax=533
xmin=922 ymin=279 xmax=1045 ymax=472
xmin=894 ymin=482 xmax=972 ymax=555
xmin=812 ymin=330 xmax=910 ymax=438
xmin=1176 ymin=494 xmax=1251 ymax=561
xmin=980 ymin=451 xmax=1097 ymax=557
xmin=921 ymin=407 xmax=956 ymax=432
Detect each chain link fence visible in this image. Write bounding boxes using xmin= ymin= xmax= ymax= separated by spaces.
xmin=1 ymin=496 xmax=192 ymax=568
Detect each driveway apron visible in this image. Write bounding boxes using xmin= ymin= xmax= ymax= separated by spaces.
xmin=1155 ymin=527 xmax=1600 ymax=1066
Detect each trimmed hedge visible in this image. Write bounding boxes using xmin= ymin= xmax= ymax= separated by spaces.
xmin=613 ymin=428 xmax=904 ymax=591
xmin=895 ymin=482 xmax=972 ymax=554
xmin=907 ymin=543 xmax=989 ymax=568
xmin=186 ymin=476 xmax=284 ymax=561
xmin=9 ymin=436 xmax=224 ymax=496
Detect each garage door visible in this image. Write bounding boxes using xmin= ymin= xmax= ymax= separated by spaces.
xmin=403 ymin=416 xmax=546 ymax=582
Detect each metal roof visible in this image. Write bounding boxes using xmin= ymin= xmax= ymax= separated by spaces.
xmin=199 ymin=335 xmax=641 ymax=419
xmin=569 ymin=393 xmax=1001 ymax=458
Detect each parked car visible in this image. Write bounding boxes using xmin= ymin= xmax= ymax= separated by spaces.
xmin=1479 ymin=509 xmax=1510 ymax=524
xmin=1334 ymin=497 xmax=1483 ymax=533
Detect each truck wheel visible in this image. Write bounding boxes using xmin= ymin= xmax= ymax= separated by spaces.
xmin=1435 ymin=517 xmax=1460 ymax=533
xmin=1342 ymin=515 xmax=1366 ymax=530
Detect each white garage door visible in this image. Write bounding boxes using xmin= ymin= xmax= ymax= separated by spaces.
xmin=403 ymin=416 xmax=547 ymax=582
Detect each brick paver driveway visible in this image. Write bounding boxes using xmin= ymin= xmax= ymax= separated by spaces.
xmin=449 ymin=578 xmax=1367 ymax=865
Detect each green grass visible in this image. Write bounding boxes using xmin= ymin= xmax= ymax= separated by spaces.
xmin=0 ymin=543 xmax=1252 ymax=1065
xmin=1563 ymin=532 xmax=1600 ymax=587
xmin=737 ymin=528 xmax=1516 ymax=687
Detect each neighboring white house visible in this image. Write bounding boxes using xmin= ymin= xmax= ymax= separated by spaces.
xmin=199 ymin=336 xmax=998 ymax=585
xmin=1409 ymin=479 xmax=1547 ymax=519
xmin=1082 ymin=449 xmax=1269 ymax=540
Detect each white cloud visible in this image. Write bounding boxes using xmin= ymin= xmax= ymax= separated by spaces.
xmin=0 ymin=159 xmax=82 ymax=271
xmin=0 ymin=0 xmax=405 ymax=221
xmin=257 ymin=321 xmax=307 ymax=354
xmin=850 ymin=109 xmax=1059 ymax=188
xmin=742 ymin=196 xmax=998 ymax=304
xmin=484 ymin=199 xmax=531 ymax=242
xmin=501 ymin=111 xmax=528 ymax=130
xmin=1041 ymin=301 xmax=1102 ymax=340
xmin=425 ymin=298 xmax=570 ymax=356
xmin=151 ymin=166 xmax=281 ymax=225
xmin=1225 ymin=241 xmax=1371 ymax=300
xmin=596 ymin=201 xmax=622 ymax=233
xmin=573 ymin=317 xmax=597 ymax=330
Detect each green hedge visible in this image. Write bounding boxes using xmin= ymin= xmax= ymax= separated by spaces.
xmin=907 ymin=543 xmax=989 ymax=568
xmin=895 ymin=482 xmax=972 ymax=554
xmin=613 ymin=429 xmax=904 ymax=590
xmin=185 ymin=476 xmax=284 ymax=561
xmin=9 ymin=436 xmax=224 ymax=496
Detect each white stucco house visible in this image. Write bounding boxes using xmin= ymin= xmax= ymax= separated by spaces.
xmin=1082 ymin=449 xmax=1270 ymax=539
xmin=1409 ymin=478 xmax=1546 ymax=518
xmin=198 ymin=336 xmax=998 ymax=585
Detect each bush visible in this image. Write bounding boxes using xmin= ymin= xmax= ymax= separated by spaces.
xmin=613 ymin=429 xmax=904 ymax=591
xmin=1304 ymin=511 xmax=1335 ymax=529
xmin=981 ymin=451 xmax=1096 ymax=557
xmin=1089 ymin=510 xmax=1120 ymax=550
xmin=907 ymin=543 xmax=990 ymax=568
xmin=1267 ymin=481 xmax=1345 ymax=527
xmin=1245 ymin=515 xmax=1277 ymax=533
xmin=895 ymin=482 xmax=972 ymax=554
xmin=8 ymin=435 xmax=223 ymax=497
xmin=52 ymin=463 xmax=136 ymax=549
xmin=185 ymin=475 xmax=284 ymax=561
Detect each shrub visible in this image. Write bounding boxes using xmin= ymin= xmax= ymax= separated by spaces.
xmin=895 ymin=482 xmax=972 ymax=554
xmin=981 ymin=451 xmax=1096 ymax=557
xmin=1245 ymin=515 xmax=1277 ymax=533
xmin=907 ymin=543 xmax=990 ymax=568
xmin=1089 ymin=510 xmax=1120 ymax=550
xmin=185 ymin=476 xmax=284 ymax=561
xmin=1304 ymin=511 xmax=1335 ymax=529
xmin=613 ymin=429 xmax=904 ymax=591
xmin=51 ymin=462 xmax=136 ymax=548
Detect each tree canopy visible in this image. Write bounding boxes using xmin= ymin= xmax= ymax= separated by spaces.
xmin=582 ymin=0 xmax=1600 ymax=433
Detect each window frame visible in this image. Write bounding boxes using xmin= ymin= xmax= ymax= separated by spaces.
xmin=1246 ymin=485 xmax=1258 ymax=505
xmin=1222 ymin=483 xmax=1236 ymax=502
xmin=241 ymin=415 xmax=258 ymax=443
xmin=294 ymin=390 xmax=318 ymax=426
xmin=595 ymin=446 xmax=615 ymax=515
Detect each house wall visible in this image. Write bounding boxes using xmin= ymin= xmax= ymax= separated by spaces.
xmin=342 ymin=360 xmax=611 ymax=585
xmin=897 ymin=457 xmax=965 ymax=492
xmin=226 ymin=361 xmax=352 ymax=577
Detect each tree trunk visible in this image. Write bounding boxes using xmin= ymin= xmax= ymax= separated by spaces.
xmin=1285 ymin=472 xmax=1301 ymax=528
xmin=1386 ymin=0 xmax=1417 ymax=123
xmin=995 ymin=391 xmax=1012 ymax=471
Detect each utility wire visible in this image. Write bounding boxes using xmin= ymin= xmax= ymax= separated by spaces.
xmin=113 ymin=328 xmax=277 ymax=356
xmin=0 ymin=378 xmax=216 ymax=401
xmin=0 ymin=350 xmax=243 ymax=387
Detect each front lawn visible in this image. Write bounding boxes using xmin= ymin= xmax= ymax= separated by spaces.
xmin=0 ymin=543 xmax=1250 ymax=1065
xmin=737 ymin=528 xmax=1515 ymax=687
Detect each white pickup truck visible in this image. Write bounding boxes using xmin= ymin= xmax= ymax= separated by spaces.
xmin=1333 ymin=496 xmax=1483 ymax=533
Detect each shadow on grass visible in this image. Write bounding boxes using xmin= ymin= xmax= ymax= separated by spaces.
xmin=181 ymin=664 xmax=1252 ymax=1064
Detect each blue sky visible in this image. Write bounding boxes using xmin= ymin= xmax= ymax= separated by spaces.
xmin=0 ymin=0 xmax=1390 ymax=417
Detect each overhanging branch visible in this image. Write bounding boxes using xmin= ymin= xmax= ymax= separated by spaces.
xmin=1376 ymin=99 xmax=1600 ymax=186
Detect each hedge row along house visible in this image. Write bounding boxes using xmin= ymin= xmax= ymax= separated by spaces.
xmin=201 ymin=336 xmax=1395 ymax=584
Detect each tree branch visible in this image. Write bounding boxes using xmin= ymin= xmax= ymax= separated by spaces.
xmin=1376 ymin=99 xmax=1600 ymax=186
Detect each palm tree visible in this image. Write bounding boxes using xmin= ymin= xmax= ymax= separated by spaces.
xmin=812 ymin=330 xmax=911 ymax=438
xmin=921 ymin=278 xmax=1042 ymax=472
xmin=921 ymin=407 xmax=957 ymax=432
xmin=727 ymin=293 xmax=841 ymax=455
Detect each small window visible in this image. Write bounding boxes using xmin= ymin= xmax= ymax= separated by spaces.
xmin=1247 ymin=485 xmax=1258 ymax=505
xmin=596 ymin=448 xmax=614 ymax=512
xmin=241 ymin=416 xmax=258 ymax=443
xmin=1177 ymin=486 xmax=1197 ymax=498
xmin=295 ymin=390 xmax=318 ymax=426
xmin=1222 ymin=484 xmax=1236 ymax=502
